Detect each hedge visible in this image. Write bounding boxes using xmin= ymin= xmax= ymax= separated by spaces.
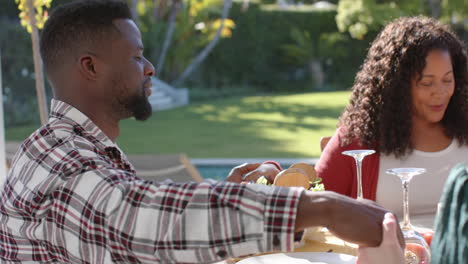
xmin=0 ymin=0 xmax=376 ymax=126
xmin=199 ymin=1 xmax=374 ymax=91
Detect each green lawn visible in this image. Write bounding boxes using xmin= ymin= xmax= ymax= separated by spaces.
xmin=6 ymin=91 xmax=350 ymax=158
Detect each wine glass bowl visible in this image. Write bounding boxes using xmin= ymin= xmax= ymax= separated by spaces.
xmin=342 ymin=150 xmax=376 ymax=160
xmin=342 ymin=149 xmax=376 ymax=199
xmin=386 ymin=168 xmax=426 ymax=184
xmin=386 ymin=168 xmax=431 ymax=264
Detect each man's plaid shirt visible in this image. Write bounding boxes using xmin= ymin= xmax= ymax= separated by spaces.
xmin=0 ymin=99 xmax=302 ymax=263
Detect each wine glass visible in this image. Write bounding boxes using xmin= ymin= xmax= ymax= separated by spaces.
xmin=386 ymin=168 xmax=431 ymax=264
xmin=341 ymin=150 xmax=375 ymax=199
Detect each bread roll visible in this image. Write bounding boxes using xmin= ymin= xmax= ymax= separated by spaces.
xmin=273 ymin=168 xmax=310 ymax=189
xmin=289 ymin=162 xmax=317 ymax=181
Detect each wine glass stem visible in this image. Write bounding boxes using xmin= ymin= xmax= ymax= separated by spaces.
xmin=355 ymin=159 xmax=363 ymax=199
xmin=402 ymin=180 xmax=410 ymax=230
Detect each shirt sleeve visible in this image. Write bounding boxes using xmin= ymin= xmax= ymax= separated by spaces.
xmin=58 ymin=169 xmax=303 ymax=263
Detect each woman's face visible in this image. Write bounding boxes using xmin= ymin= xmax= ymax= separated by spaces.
xmin=411 ymin=49 xmax=455 ymax=125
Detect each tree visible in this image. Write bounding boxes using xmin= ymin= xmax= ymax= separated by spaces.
xmin=0 ymin=49 xmax=7 ymax=178
xmin=136 ymin=0 xmax=235 ymax=86
xmin=157 ymin=0 xmax=182 ymax=72
xmin=335 ymin=0 xmax=405 ymax=40
xmin=15 ymin=0 xmax=51 ymax=125
xmin=173 ymin=0 xmax=233 ymax=85
xmin=425 ymin=0 xmax=441 ymax=18
xmin=130 ymin=0 xmax=139 ymax=20
xmin=336 ymin=0 xmax=467 ymax=40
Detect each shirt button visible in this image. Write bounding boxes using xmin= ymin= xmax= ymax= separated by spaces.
xmin=217 ymin=249 xmax=227 ymax=258
xmin=273 ymin=235 xmax=280 ymax=246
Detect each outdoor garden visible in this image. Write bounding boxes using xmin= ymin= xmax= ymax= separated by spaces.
xmin=1 ymin=0 xmax=466 ymax=159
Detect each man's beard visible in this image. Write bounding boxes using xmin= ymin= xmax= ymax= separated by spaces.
xmin=112 ymin=76 xmax=153 ymax=121
xmin=122 ymin=91 xmax=152 ymax=121
xmin=117 ymin=84 xmax=153 ymax=121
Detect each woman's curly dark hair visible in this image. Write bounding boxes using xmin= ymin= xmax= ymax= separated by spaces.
xmin=339 ymin=16 xmax=468 ymax=158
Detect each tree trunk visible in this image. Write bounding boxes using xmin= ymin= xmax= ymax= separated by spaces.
xmin=130 ymin=0 xmax=138 ymax=21
xmin=173 ymin=0 xmax=233 ymax=86
xmin=153 ymin=0 xmax=160 ymax=21
xmin=0 ymin=49 xmax=7 ymax=179
xmin=241 ymin=0 xmax=250 ymax=12
xmin=157 ymin=0 xmax=169 ymax=22
xmin=27 ymin=0 xmax=48 ymax=125
xmin=426 ymin=0 xmax=441 ymax=18
xmin=308 ymin=60 xmax=324 ymax=89
xmin=157 ymin=0 xmax=181 ymax=73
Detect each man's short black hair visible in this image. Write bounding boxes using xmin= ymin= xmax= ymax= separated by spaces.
xmin=40 ymin=0 xmax=132 ymax=75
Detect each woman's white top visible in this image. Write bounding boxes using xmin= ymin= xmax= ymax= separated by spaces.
xmin=376 ymin=139 xmax=468 ymax=229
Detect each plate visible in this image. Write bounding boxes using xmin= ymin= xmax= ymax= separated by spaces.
xmin=237 ymin=252 xmax=356 ymax=264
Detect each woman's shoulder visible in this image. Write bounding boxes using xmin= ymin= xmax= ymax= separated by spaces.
xmin=455 ymin=138 xmax=468 ymax=148
xmin=333 ymin=126 xmax=376 ymax=150
xmin=451 ymin=139 xmax=468 ymax=155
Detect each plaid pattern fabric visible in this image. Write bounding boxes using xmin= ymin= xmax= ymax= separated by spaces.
xmin=0 ymin=99 xmax=302 ymax=263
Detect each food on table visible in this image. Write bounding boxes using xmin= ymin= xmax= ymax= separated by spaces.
xmin=255 ymin=162 xmax=324 ymax=191
xmin=298 ymin=227 xmax=358 ymax=256
xmin=289 ymin=162 xmax=317 ymax=181
xmin=252 ymin=164 xmax=356 ymax=255
xmin=406 ymin=243 xmax=426 ymax=264
xmin=273 ymin=168 xmax=310 ymax=189
xmin=422 ymin=231 xmax=434 ymax=246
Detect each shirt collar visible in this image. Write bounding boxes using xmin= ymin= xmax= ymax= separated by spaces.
xmin=49 ymin=99 xmax=118 ymax=155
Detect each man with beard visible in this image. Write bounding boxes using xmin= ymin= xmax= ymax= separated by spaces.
xmin=0 ymin=0 xmax=402 ymax=263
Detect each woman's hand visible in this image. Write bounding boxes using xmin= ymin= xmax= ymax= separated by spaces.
xmin=357 ymin=212 xmax=405 ymax=264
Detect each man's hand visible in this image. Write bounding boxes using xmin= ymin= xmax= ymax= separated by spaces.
xmin=242 ymin=163 xmax=281 ymax=183
xmin=295 ymin=191 xmax=405 ymax=248
xmin=226 ymin=162 xmax=281 ymax=184
xmin=225 ymin=163 xmax=261 ymax=183
xmin=357 ymin=213 xmax=405 ymax=264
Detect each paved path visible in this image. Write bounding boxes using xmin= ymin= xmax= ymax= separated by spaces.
xmin=5 ymin=141 xmax=21 ymax=158
xmin=191 ymin=158 xmax=319 ymax=166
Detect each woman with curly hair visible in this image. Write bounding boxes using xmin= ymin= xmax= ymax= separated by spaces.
xmin=315 ymin=16 xmax=468 ymax=223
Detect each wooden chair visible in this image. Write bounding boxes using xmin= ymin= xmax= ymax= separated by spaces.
xmin=5 ymin=141 xmax=202 ymax=183
xmin=320 ymin=136 xmax=332 ymax=152
xmin=127 ymin=153 xmax=203 ymax=183
xmin=5 ymin=158 xmax=11 ymax=172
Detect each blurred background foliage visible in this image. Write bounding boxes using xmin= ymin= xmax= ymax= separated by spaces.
xmin=1 ymin=0 xmax=466 ymax=127
xmin=137 ymin=0 xmax=236 ymax=82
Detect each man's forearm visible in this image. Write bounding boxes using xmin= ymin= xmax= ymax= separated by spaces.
xmin=295 ymin=191 xmax=332 ymax=231
xmin=294 ymin=190 xmax=395 ymax=247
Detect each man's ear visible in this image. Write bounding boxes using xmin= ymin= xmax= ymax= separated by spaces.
xmin=78 ymin=53 xmax=99 ymax=80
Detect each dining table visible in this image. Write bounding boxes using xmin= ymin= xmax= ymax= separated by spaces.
xmin=215 ymin=227 xmax=358 ymax=264
xmin=215 ymin=214 xmax=435 ymax=264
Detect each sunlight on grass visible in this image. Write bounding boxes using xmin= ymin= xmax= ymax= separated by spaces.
xmin=116 ymin=90 xmax=350 ymax=158
xmin=5 ymin=124 xmax=38 ymax=141
xmin=6 ymin=91 xmax=351 ymax=158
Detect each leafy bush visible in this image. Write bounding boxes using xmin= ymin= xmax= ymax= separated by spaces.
xmin=138 ymin=0 xmax=235 ymax=82
xmin=200 ymin=1 xmax=371 ymax=92
xmin=0 ymin=18 xmax=48 ymax=127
